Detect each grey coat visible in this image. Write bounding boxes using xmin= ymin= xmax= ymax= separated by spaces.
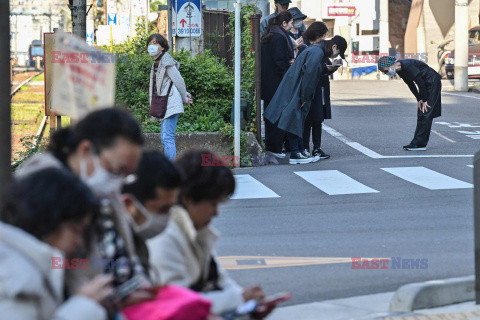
xmin=0 ymin=222 xmax=107 ymax=320
xmin=264 ymin=43 xmax=327 ymax=138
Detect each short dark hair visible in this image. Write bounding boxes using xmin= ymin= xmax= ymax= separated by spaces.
xmin=1 ymin=168 xmax=99 ymax=239
xmin=303 ymin=21 xmax=328 ymax=43
xmin=122 ymin=151 xmax=183 ymax=204
xmin=175 ymin=150 xmax=236 ymax=203
xmin=49 ymin=108 xmax=144 ymax=163
xmin=147 ymin=33 xmax=170 ymax=52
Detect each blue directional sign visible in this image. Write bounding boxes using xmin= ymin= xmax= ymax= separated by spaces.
xmin=176 ymin=0 xmax=202 ymax=37
xmin=108 ymin=13 xmax=117 ymax=25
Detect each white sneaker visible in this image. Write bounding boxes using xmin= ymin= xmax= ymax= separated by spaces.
xmin=289 ymin=152 xmax=314 ymax=164
xmin=302 ymin=149 xmax=320 ymax=162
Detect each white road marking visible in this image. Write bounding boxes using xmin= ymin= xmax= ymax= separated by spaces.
xmin=295 ymin=170 xmax=379 ymax=195
xmin=322 ymin=124 xmax=383 ymax=158
xmin=218 ymin=256 xmax=358 ymax=270
xmin=381 ymin=167 xmax=473 ymax=190
xmin=231 ymin=174 xmax=280 ymax=199
xmin=323 ymin=124 xmax=473 ymax=159
xmin=468 ymin=165 xmax=474 ymax=168
xmin=443 ymin=92 xmax=480 ymax=100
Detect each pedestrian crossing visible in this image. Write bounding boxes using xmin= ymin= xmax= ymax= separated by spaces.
xmin=231 ymin=166 xmax=473 ymax=200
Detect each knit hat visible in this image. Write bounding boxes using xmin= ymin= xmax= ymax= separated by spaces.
xmin=378 ymin=56 xmax=397 ymax=68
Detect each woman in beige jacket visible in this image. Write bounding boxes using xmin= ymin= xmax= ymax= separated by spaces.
xmin=147 ymin=150 xmax=273 ymax=317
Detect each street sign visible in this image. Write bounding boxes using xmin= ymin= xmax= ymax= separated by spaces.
xmin=108 ymin=13 xmax=117 ymax=25
xmin=86 ymin=20 xmax=94 ymax=46
xmin=50 ymin=31 xmax=115 ymax=120
xmin=176 ymin=0 xmax=202 ymax=37
xmin=328 ymin=6 xmax=356 ymax=17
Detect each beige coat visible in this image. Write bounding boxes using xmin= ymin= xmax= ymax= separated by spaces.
xmin=148 ymin=52 xmax=189 ymax=120
xmin=147 ymin=205 xmax=244 ymax=315
xmin=0 ymin=222 xmax=107 ymax=320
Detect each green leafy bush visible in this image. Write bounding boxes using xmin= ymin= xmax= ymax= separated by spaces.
xmin=113 ymin=28 xmax=234 ymax=133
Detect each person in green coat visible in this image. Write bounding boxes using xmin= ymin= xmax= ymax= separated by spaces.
xmin=264 ymin=23 xmax=347 ymax=164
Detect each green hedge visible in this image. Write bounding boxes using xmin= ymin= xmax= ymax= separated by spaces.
xmin=113 ymin=28 xmax=234 ymax=133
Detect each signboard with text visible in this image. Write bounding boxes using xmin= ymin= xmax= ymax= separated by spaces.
xmin=176 ymin=0 xmax=201 ymax=37
xmin=327 ymin=6 xmax=356 ymax=17
xmin=50 ymin=31 xmax=115 ymax=120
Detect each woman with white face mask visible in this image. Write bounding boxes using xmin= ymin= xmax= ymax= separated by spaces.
xmin=15 ymin=108 xmax=157 ymax=317
xmin=287 ymin=7 xmax=308 ymax=54
xmin=147 ymin=33 xmax=193 ymax=161
xmin=378 ymin=56 xmax=442 ymax=151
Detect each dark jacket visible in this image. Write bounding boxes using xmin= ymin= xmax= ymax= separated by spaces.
xmin=264 ymin=43 xmax=327 ymax=138
xmin=397 ymin=59 xmax=442 ymax=119
xmin=306 ymin=59 xmax=333 ymax=123
xmin=261 ymin=27 xmax=295 ymax=102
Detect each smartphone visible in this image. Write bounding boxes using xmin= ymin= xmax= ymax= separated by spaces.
xmin=113 ymin=275 xmax=146 ymax=300
xmin=254 ymin=292 xmax=292 ymax=313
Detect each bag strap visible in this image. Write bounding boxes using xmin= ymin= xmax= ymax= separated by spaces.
xmin=157 ymin=66 xmax=174 ymax=96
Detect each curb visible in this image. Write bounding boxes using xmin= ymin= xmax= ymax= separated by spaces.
xmin=389 ymin=275 xmax=475 ymax=312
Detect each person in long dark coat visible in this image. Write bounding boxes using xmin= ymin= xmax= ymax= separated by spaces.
xmin=264 ymin=22 xmax=347 ymax=165
xmin=261 ymin=11 xmax=295 ymax=158
xmin=378 ymin=56 xmax=442 ymax=150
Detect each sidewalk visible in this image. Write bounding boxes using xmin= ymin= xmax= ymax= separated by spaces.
xmin=268 ymin=276 xmax=480 ymax=320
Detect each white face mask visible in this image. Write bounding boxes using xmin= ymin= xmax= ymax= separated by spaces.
xmin=293 ymin=21 xmax=303 ymax=30
xmin=79 ymin=156 xmax=125 ymax=197
xmin=148 ymin=45 xmax=160 ymax=57
xmin=128 ymin=196 xmax=171 ymax=239
xmin=387 ymin=66 xmax=397 ymax=77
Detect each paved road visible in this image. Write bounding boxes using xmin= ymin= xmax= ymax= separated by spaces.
xmin=211 ymin=80 xmax=480 ymax=306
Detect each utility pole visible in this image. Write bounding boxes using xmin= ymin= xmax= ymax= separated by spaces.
xmin=0 ymin=0 xmax=12 ymax=212
xmin=379 ymin=0 xmax=389 ymax=79
xmin=234 ymin=0 xmax=241 ymax=167
xmin=70 ymin=0 xmax=87 ymax=39
xmin=454 ymin=0 xmax=469 ymax=91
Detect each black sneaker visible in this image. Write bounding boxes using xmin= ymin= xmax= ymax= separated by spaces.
xmin=403 ymin=144 xmax=426 ymax=151
xmin=313 ymin=148 xmax=330 ymax=159
xmin=302 ymin=149 xmax=320 ymax=162
xmin=289 ymin=152 xmax=314 ymax=164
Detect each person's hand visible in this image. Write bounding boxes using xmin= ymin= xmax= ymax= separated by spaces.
xmin=296 ymin=37 xmax=304 ymax=46
xmin=186 ymin=93 xmax=193 ymax=105
xmin=420 ymin=101 xmax=431 ymax=113
xmin=289 ymin=59 xmax=295 ymax=65
xmin=417 ymin=100 xmax=423 ymax=111
xmin=77 ymin=274 xmax=115 ymax=305
xmin=242 ymin=285 xmax=266 ymax=302
xmin=121 ymin=287 xmax=157 ymax=308
xmin=326 ymin=65 xmax=340 ymax=72
xmin=252 ymin=303 xmax=276 ymax=320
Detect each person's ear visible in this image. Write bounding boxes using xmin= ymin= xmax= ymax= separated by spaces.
xmin=77 ymin=140 xmax=93 ymax=159
xmin=122 ymin=194 xmax=137 ymax=216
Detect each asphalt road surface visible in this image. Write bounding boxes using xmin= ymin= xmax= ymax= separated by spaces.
xmin=211 ymin=80 xmax=480 ymax=306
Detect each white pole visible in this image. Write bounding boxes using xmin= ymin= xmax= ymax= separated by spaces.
xmin=234 ymin=0 xmax=241 ymax=167
xmin=379 ymin=0 xmax=389 ymax=80
xmin=454 ymin=0 xmax=469 ymax=92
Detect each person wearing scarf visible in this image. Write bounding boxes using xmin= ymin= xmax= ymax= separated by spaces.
xmin=378 ymin=56 xmax=442 ymax=151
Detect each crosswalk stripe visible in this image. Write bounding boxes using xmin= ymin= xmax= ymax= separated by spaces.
xmin=231 ymin=174 xmax=280 ymax=199
xmin=381 ymin=167 xmax=473 ymax=190
xmin=294 ymin=170 xmax=379 ymax=195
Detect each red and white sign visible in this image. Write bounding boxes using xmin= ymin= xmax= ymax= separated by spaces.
xmin=328 ymin=6 xmax=356 ymax=17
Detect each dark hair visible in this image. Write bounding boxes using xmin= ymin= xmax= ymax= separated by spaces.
xmin=147 ymin=33 xmax=170 ymax=52
xmin=261 ymin=11 xmax=293 ymax=45
xmin=1 ymin=168 xmax=99 ymax=239
xmin=303 ymin=21 xmax=328 ymax=43
xmin=175 ymin=150 xmax=236 ymax=203
xmin=122 ymin=151 xmax=183 ymax=204
xmin=49 ymin=108 xmax=144 ymax=164
xmin=324 ymin=40 xmax=335 ymax=58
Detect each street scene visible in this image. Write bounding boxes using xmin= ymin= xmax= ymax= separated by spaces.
xmin=2 ymin=0 xmax=480 ymax=320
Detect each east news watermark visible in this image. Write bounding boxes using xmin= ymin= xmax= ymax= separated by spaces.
xmin=351 ymin=257 xmax=429 ymax=270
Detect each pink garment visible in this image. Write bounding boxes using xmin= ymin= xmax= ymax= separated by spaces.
xmin=123 ymin=285 xmax=212 ymax=320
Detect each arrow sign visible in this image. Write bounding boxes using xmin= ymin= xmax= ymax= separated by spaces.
xmin=180 ymin=19 xmax=187 ymax=27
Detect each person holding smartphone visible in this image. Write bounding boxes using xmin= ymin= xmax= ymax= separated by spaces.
xmin=303 ymin=35 xmax=347 ymax=159
xmin=378 ymin=56 xmax=442 ymax=151
xmin=148 ymin=150 xmax=275 ymax=318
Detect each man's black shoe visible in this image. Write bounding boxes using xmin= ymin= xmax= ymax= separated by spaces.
xmin=313 ymin=148 xmax=330 ymax=159
xmin=403 ymin=144 xmax=427 ymax=151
